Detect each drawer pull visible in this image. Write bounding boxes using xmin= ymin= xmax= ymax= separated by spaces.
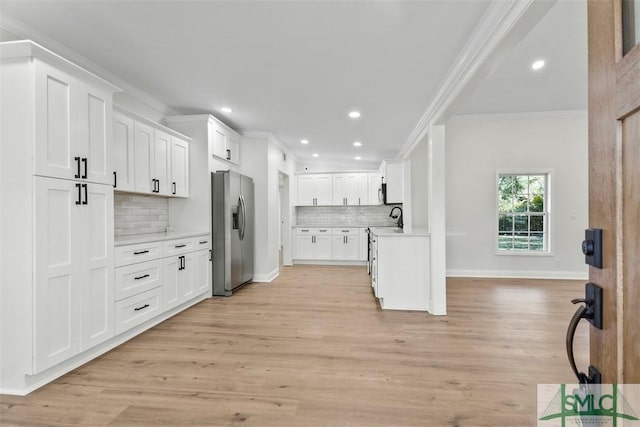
xmin=342 ymin=230 xmax=349 ymax=232
xmin=134 ymin=303 xmax=150 ymax=312
xmin=174 ymin=244 xmax=186 ymax=248
xmin=199 ymin=240 xmax=208 ymax=244
xmin=133 ymin=250 xmax=149 ymax=255
xmin=134 ymin=274 xmax=150 ymax=280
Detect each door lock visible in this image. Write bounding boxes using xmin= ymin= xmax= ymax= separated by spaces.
xmin=582 ymin=228 xmax=602 ymax=269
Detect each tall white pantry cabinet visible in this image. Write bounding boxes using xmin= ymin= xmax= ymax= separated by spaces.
xmin=0 ymin=41 xmax=119 ymax=393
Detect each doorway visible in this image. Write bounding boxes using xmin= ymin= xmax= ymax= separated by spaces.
xmin=278 ymin=172 xmax=292 ymax=267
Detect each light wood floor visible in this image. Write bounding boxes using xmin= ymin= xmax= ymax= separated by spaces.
xmin=1 ymin=265 xmax=588 ymax=426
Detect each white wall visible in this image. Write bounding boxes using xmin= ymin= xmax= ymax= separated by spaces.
xmin=445 ymin=112 xmax=588 ymax=279
xmin=240 ymin=134 xmax=296 ymax=281
xmin=409 ymin=135 xmax=429 ymax=230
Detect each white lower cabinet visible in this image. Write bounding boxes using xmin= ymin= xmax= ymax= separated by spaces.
xmin=34 ymin=177 xmax=114 ymax=372
xmin=114 ymin=288 xmax=162 ymax=335
xmin=332 ymin=228 xmax=360 ymax=260
xmin=115 ymin=234 xmax=210 ymax=334
xmin=294 ymin=228 xmax=332 ymax=260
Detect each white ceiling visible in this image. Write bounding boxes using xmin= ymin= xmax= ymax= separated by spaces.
xmin=449 ymin=0 xmax=587 ymax=116
xmin=0 ymin=1 xmax=586 ymax=167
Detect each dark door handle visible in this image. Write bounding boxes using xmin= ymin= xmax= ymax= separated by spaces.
xmin=74 ymin=157 xmax=81 ymax=178
xmin=113 ymin=171 xmax=117 ymax=188
xmin=81 ymin=158 xmax=87 ymax=179
xmin=75 ymin=183 xmax=82 ymax=205
xmin=172 ymin=182 xmax=176 ymax=195
xmin=82 ymin=184 xmax=88 ymax=205
xmin=566 ymin=283 xmax=603 ymax=384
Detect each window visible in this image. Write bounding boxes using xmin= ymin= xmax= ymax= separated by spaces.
xmin=497 ymin=173 xmax=548 ymax=253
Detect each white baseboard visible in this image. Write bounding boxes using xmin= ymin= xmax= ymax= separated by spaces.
xmin=446 ymin=269 xmax=588 ymax=280
xmin=253 ymin=268 xmax=279 ymax=282
xmin=293 ymin=260 xmax=367 ymax=266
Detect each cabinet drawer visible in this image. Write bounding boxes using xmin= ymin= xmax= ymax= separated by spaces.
xmin=296 ymin=228 xmax=313 ymax=235
xmin=115 ymin=259 xmax=163 ymax=301
xmin=115 ymin=288 xmax=162 ymax=335
xmin=316 ymin=228 xmax=331 ymax=235
xmin=195 ymin=236 xmax=210 ymax=249
xmin=115 ymin=242 xmax=163 ymax=267
xmin=332 ymin=228 xmax=359 ymax=235
xmin=164 ymin=238 xmax=196 ymax=256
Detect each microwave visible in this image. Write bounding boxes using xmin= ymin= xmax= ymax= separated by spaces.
xmin=378 ymin=182 xmax=387 ymax=205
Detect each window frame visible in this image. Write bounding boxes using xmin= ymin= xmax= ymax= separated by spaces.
xmin=494 ymin=169 xmax=553 ymax=256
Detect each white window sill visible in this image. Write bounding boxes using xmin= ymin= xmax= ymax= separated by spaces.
xmin=495 ymin=250 xmax=554 ymax=257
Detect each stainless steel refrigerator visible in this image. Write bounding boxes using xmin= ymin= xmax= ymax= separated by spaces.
xmin=211 ymin=170 xmax=255 ymax=296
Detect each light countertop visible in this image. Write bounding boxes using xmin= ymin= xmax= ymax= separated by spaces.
xmin=370 ymin=227 xmax=430 ymax=237
xmin=115 ymin=231 xmax=209 ymax=247
xmin=293 ymin=225 xmax=395 ymax=228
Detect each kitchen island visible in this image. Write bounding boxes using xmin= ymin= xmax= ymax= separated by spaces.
xmin=369 ymin=227 xmax=430 ymax=311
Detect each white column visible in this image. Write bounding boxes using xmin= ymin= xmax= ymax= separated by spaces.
xmin=429 ymin=125 xmax=447 ymax=315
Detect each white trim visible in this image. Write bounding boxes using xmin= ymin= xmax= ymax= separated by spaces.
xmin=448 ymin=110 xmax=588 ymax=122
xmin=446 ymin=269 xmax=588 ymax=280
xmin=398 ymin=0 xmax=539 ymax=159
xmin=1 ymin=293 xmax=209 ymax=396
xmin=293 ymin=260 xmax=367 ymax=267
xmin=252 ymin=268 xmax=279 ymax=283
xmin=0 ymin=13 xmax=177 ymax=117
xmin=114 ymin=105 xmax=192 ymax=141
xmin=241 ymin=130 xmax=299 ymax=164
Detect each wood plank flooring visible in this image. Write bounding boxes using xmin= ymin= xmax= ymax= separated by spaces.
xmin=0 ymin=265 xmax=588 ymax=426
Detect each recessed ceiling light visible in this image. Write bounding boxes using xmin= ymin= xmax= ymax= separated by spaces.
xmin=312 ymin=153 xmax=319 ymax=158
xmin=221 ymin=107 xmax=232 ymax=113
xmin=348 ymin=111 xmax=361 ymax=119
xmin=301 ymin=139 xmax=309 ymax=144
xmin=355 ymin=156 xmax=361 ymax=160
xmin=353 ymin=141 xmax=362 ymax=147
xmin=531 ymin=60 xmax=545 ymax=70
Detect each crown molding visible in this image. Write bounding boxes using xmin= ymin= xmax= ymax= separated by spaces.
xmin=447 ymin=109 xmax=588 ymax=123
xmin=397 ymin=0 xmax=541 ymax=159
xmin=0 ymin=12 xmax=178 ymax=116
xmin=241 ymin=130 xmax=298 ymax=163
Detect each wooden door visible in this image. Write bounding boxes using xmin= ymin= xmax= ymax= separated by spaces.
xmin=587 ymin=0 xmax=640 ymax=383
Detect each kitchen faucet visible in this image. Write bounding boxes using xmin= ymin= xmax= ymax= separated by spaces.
xmin=389 ymin=206 xmax=403 ymax=229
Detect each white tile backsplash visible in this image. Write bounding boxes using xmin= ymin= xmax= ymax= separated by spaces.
xmin=296 ymin=204 xmax=402 ymax=227
xmin=114 ymin=193 xmax=169 ymax=237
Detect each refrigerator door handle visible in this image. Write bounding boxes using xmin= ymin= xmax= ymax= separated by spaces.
xmin=239 ymin=195 xmax=247 ymax=241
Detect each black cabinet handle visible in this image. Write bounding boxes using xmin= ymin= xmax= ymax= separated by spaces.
xmin=82 ymin=184 xmax=88 ymax=205
xmin=134 ymin=274 xmax=150 ymax=280
xmin=175 ymin=244 xmax=186 ymax=248
xmin=172 ymin=182 xmax=176 ymax=195
xmin=75 ymin=183 xmax=81 ymax=205
xmin=226 ymin=149 xmax=231 ymax=160
xmin=133 ymin=250 xmax=149 ymax=255
xmin=134 ymin=303 xmax=150 ymax=312
xmin=177 ymin=255 xmax=185 ymax=270
xmin=155 ymin=179 xmax=159 ymax=193
xmin=209 ymin=250 xmax=212 ymax=261
xmin=199 ymin=240 xmax=208 ymax=244
xmin=151 ymin=179 xmax=155 ymax=192
xmin=113 ymin=171 xmax=117 ymax=188
xmin=182 ymin=256 xmax=185 ymax=270
xmin=74 ymin=156 xmax=81 ymax=178
xmin=81 ymin=157 xmax=87 ymax=179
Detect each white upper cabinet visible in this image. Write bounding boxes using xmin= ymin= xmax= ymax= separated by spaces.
xmin=368 ymin=172 xmax=383 ymax=205
xmin=170 ymin=137 xmax=189 ymax=197
xmin=209 ymin=119 xmax=240 ymax=165
xmin=333 ymin=173 xmax=368 ymax=205
xmin=34 ymin=61 xmax=112 ymax=185
xmin=152 ymin=129 xmax=171 ymax=195
xmin=133 ymin=121 xmax=153 ymax=194
xmin=382 ymin=160 xmax=403 ymax=204
xmin=112 ymin=111 xmax=135 ymax=191
xmin=297 ymin=174 xmax=333 ymax=206
xmin=117 ymin=107 xmax=191 ymax=197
